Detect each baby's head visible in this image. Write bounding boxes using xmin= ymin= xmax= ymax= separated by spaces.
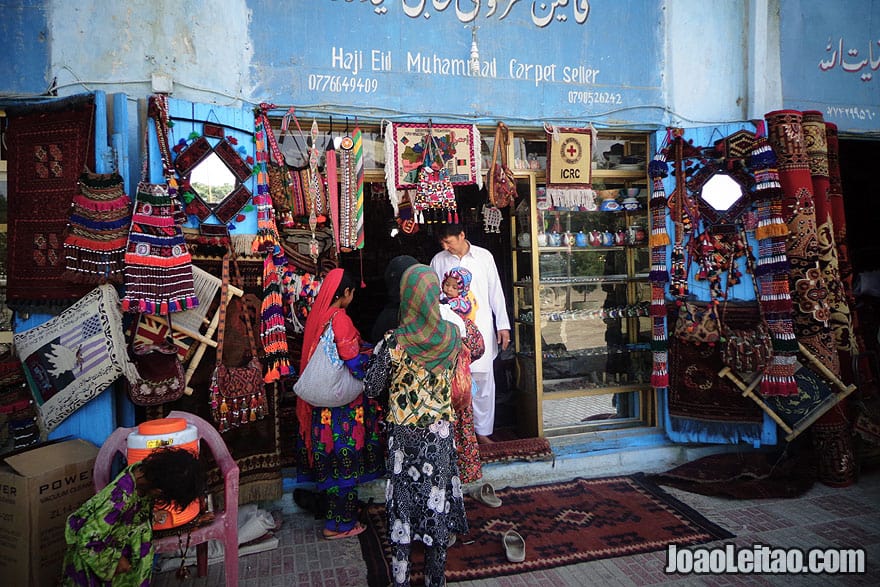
xmin=442 ymin=275 xmax=460 ymax=299
xmin=442 ymin=267 xmax=472 ymax=299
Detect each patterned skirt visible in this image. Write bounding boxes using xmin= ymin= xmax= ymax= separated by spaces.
xmin=296 ymin=393 xmax=385 ymax=490
xmin=385 ymin=421 xmax=468 ymax=549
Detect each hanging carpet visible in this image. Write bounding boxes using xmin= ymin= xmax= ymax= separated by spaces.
xmin=667 ymin=303 xmax=764 ymax=440
xmin=358 ymin=474 xmax=733 ymax=586
xmin=5 ymin=94 xmax=96 ymax=310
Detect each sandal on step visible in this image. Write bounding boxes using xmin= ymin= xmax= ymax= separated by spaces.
xmin=322 ymin=523 xmax=365 ymax=540
xmin=503 ymin=530 xmax=526 ymax=563
xmin=472 ymin=483 xmax=502 ymax=508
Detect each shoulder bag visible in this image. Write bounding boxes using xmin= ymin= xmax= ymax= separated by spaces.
xmin=719 ymin=237 xmax=774 ymax=373
xmin=293 ymin=312 xmax=364 ymax=407
xmin=126 ymin=313 xmax=186 ymax=406
xmin=209 ymin=253 xmax=268 ymax=432
xmin=414 ymin=131 xmax=458 ymax=224
xmin=488 ymin=122 xmax=517 ymax=209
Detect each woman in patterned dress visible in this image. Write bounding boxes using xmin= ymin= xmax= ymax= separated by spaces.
xmin=296 ymin=268 xmax=384 ymax=540
xmin=61 ymin=447 xmax=204 ymax=586
xmin=366 ymin=264 xmax=467 ymax=586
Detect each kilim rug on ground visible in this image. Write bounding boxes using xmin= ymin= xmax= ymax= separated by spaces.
xmin=358 ymin=474 xmax=733 ymax=586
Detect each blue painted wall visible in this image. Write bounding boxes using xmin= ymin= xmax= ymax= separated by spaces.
xmin=779 ymin=0 xmax=880 ymax=133
xmin=1 ymin=0 xmax=50 ymax=94
xmin=1 ymin=1 xmax=877 ymax=133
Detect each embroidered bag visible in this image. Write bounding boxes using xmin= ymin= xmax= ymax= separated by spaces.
xmin=63 ymin=171 xmax=132 ymax=285
xmin=126 ymin=314 xmax=185 ymax=406
xmin=719 ymin=243 xmax=774 ymax=373
xmin=14 ymin=284 xmax=139 ymax=432
xmin=414 ymin=132 xmax=457 ymax=224
xmin=720 ymin=319 xmax=773 ymax=373
xmin=488 ymin=122 xmax=517 ymax=209
xmin=292 ymin=313 xmax=364 ymax=408
xmin=209 ymin=253 xmax=267 ymax=432
xmin=674 ymin=300 xmax=720 ymax=345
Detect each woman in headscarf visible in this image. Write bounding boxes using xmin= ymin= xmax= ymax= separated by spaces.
xmin=296 ymin=268 xmax=383 ymax=540
xmin=370 ymin=255 xmax=420 ymax=343
xmin=365 ymin=264 xmax=467 ymax=587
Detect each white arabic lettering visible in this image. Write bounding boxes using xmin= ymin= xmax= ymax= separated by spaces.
xmin=402 ymin=0 xmax=427 ymax=18
xmin=456 ymin=0 xmax=480 ymax=23
xmin=395 ymin=0 xmax=586 ymax=25
xmin=819 ymin=37 xmax=879 ymax=81
xmin=573 ymin=0 xmax=590 ymax=24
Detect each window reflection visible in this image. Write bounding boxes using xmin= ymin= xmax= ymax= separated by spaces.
xmin=189 ymin=152 xmax=236 ymax=205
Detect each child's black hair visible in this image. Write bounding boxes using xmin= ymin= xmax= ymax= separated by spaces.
xmin=139 ymin=447 xmax=205 ymax=512
xmin=333 ymin=269 xmax=360 ymax=300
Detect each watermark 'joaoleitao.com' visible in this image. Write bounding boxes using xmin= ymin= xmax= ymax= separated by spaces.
xmin=666 ymin=543 xmax=866 ymax=574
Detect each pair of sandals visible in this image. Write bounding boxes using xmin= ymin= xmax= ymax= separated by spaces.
xmin=469 ymin=484 xmax=526 ymax=563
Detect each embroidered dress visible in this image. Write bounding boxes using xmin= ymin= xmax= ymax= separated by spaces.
xmin=296 ymin=269 xmax=383 ymax=534
xmin=441 ymin=266 xmax=485 ymax=484
xmin=61 ymin=465 xmax=154 ymax=587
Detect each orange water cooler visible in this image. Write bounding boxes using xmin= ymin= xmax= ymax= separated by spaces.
xmin=126 ymin=417 xmax=200 ymax=530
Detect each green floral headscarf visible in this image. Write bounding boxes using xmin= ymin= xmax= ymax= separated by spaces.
xmin=394 ymin=265 xmax=461 ymax=374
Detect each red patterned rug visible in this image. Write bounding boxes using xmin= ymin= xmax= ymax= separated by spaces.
xmin=5 ymin=95 xmax=96 ymax=309
xmin=479 ymin=436 xmax=553 ymax=464
xmin=358 ymin=474 xmax=733 ymax=586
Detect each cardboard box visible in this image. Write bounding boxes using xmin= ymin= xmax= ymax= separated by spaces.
xmin=0 ymin=438 xmax=99 ymax=587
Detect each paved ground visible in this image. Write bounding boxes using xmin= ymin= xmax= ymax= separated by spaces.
xmin=152 ymin=459 xmax=879 ymax=586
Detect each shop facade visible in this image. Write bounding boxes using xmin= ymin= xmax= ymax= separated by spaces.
xmin=1 ymin=1 xmax=878 ymax=481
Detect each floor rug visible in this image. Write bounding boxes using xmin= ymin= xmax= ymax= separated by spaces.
xmin=647 ymin=450 xmax=816 ymax=499
xmin=479 ymin=436 xmax=553 ymax=464
xmin=358 ymin=473 xmax=733 ymax=586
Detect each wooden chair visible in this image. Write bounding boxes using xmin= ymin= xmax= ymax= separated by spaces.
xmin=93 ymin=410 xmax=239 ymax=586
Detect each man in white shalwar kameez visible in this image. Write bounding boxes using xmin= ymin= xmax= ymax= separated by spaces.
xmin=431 ymin=224 xmax=510 ymax=444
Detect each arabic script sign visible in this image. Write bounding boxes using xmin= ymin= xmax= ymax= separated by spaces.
xmin=251 ymin=0 xmax=663 ymax=125
xmin=781 ymin=0 xmax=879 ymax=132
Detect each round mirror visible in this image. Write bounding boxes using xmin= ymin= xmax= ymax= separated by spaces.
xmin=189 ymin=152 xmax=236 ymax=205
